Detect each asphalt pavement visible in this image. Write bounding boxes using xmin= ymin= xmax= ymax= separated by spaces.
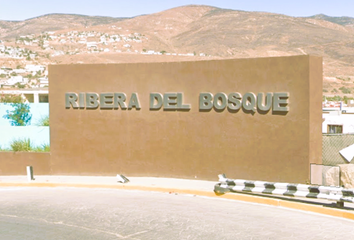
xmin=1 ymin=187 xmax=354 ymax=240
xmin=0 ymin=175 xmax=354 ymax=240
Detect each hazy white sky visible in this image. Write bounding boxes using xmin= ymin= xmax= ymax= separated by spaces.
xmin=0 ymin=0 xmax=353 ymax=21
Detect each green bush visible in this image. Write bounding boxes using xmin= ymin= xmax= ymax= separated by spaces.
xmin=10 ymin=138 xmax=32 ymax=152
xmin=33 ymin=143 xmax=50 ymax=152
xmin=326 ymin=95 xmax=342 ymax=101
xmin=339 ymin=86 xmax=351 ymax=94
xmin=36 ymin=115 xmax=49 ymax=126
xmin=332 ymin=88 xmax=338 ymax=93
xmin=0 ymin=94 xmax=22 ymax=103
xmin=6 ymin=139 xmax=50 ymax=152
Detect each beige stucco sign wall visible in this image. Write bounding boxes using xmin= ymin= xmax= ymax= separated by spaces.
xmin=48 ymin=55 xmax=322 ymax=182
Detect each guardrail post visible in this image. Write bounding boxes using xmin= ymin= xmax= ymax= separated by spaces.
xmin=26 ymin=166 xmax=34 ymax=181
xmin=214 ymin=183 xmax=230 ymax=195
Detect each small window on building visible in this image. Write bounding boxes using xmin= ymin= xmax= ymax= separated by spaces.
xmin=328 ymin=125 xmax=343 ymax=134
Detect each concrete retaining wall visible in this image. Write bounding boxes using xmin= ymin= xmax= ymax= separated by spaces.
xmin=0 ymin=152 xmax=50 ymax=175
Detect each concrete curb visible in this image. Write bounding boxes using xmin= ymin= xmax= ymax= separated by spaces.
xmin=1 ymin=181 xmax=354 ymax=221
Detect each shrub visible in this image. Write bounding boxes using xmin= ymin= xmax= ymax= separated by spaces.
xmin=33 ymin=143 xmax=50 ymax=152
xmin=7 ymin=139 xmax=50 ymax=152
xmin=339 ymin=86 xmax=351 ymax=94
xmin=0 ymin=94 xmax=22 ymax=103
xmin=36 ymin=115 xmax=49 ymax=126
xmin=326 ymin=95 xmax=342 ymax=101
xmin=10 ymin=138 xmax=32 ymax=152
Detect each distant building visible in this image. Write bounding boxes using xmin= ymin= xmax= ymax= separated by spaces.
xmin=25 ymin=64 xmax=45 ymax=73
xmin=87 ymin=42 xmax=97 ymax=49
xmin=323 ymin=110 xmax=354 ymax=133
xmin=38 ymin=77 xmax=48 ymax=88
xmin=0 ymin=89 xmax=48 ymax=103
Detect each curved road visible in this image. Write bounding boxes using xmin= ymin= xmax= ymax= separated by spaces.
xmin=0 ymin=187 xmax=354 ymax=239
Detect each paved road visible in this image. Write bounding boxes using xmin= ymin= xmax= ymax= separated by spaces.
xmin=0 ymin=187 xmax=354 ymax=240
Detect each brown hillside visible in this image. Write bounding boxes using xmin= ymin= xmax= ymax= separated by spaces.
xmin=1 ymin=5 xmax=354 ymax=96
xmin=0 ymin=14 xmax=126 ymax=39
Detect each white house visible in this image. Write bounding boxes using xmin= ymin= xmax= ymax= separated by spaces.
xmin=87 ymin=42 xmax=97 ymax=49
xmin=12 ymin=69 xmax=26 ymax=74
xmin=4 ymin=76 xmax=27 ymax=87
xmin=323 ymin=111 xmax=354 ymax=133
xmin=25 ymin=65 xmax=45 ymax=73
xmin=100 ymin=36 xmax=107 ymax=43
xmin=38 ymin=77 xmax=48 ymax=88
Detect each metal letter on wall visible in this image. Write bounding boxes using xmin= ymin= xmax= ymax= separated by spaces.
xmin=65 ymin=93 xmax=79 ymax=109
xmin=163 ymin=93 xmax=178 ymax=110
xmin=273 ymin=92 xmax=289 ymax=112
xmin=257 ymin=93 xmax=273 ymax=112
xmin=100 ymin=93 xmax=114 ymax=109
xmin=150 ymin=93 xmax=163 ymax=110
xmin=199 ymin=93 xmax=213 ymax=110
xmin=176 ymin=93 xmax=191 ymax=110
xmin=79 ymin=93 xmax=85 ymax=109
xmin=114 ymin=93 xmax=127 ymax=109
xmin=242 ymin=92 xmax=256 ymax=112
xmin=128 ymin=93 xmax=141 ymax=110
xmin=213 ymin=92 xmax=227 ymax=110
xmin=86 ymin=93 xmax=99 ymax=109
xmin=227 ymin=92 xmax=242 ymax=111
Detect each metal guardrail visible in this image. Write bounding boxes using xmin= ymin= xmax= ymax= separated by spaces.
xmin=214 ymin=174 xmax=354 ymax=208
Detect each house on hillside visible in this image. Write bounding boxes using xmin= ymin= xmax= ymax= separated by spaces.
xmin=87 ymin=42 xmax=98 ymax=49
xmin=25 ymin=65 xmax=45 ymax=74
xmin=39 ymin=77 xmax=48 ymax=88
xmin=323 ymin=111 xmax=354 ymax=133
xmin=12 ymin=68 xmax=26 ymax=74
xmin=0 ymin=69 xmax=7 ymax=75
xmin=78 ymin=38 xmax=87 ymax=44
xmin=1 ymin=76 xmax=27 ymax=88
